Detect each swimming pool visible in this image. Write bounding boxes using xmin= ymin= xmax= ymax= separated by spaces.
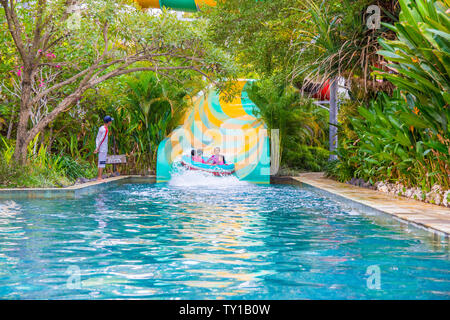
xmin=0 ymin=174 xmax=449 ymax=299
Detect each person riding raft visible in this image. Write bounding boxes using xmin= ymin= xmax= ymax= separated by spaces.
xmin=206 ymin=147 xmax=225 ymax=165
xmin=191 ymin=149 xmax=205 ymax=163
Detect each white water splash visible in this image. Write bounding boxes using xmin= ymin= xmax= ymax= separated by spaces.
xmin=168 ymin=168 xmax=249 ymax=188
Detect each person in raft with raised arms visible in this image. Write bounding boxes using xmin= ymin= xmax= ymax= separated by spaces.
xmin=206 ymin=147 xmax=226 ymax=165
xmin=94 ymin=116 xmax=113 ymax=181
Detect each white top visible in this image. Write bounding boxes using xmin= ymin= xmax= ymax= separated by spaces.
xmin=95 ymin=125 xmax=108 ymax=153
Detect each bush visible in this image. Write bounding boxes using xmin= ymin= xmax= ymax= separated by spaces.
xmin=324 ymin=159 xmax=355 ymax=183
xmin=283 ymin=144 xmax=329 ymax=172
xmin=59 ymin=155 xmax=96 ymax=181
xmin=0 ymin=138 xmax=89 ymax=188
xmin=0 ymin=158 xmax=71 ymax=188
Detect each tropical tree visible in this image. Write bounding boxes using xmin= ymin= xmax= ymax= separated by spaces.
xmin=123 ymin=72 xmax=189 ymax=170
xmin=375 ymin=0 xmax=449 ymax=187
xmin=206 ymin=0 xmax=308 ymax=84
xmin=247 ymin=80 xmax=329 ymax=171
xmin=289 ymin=0 xmax=399 ymax=159
xmin=0 ymin=0 xmax=233 ymax=164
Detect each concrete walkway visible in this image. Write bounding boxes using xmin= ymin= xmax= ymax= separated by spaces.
xmin=293 ymin=172 xmax=450 ymax=236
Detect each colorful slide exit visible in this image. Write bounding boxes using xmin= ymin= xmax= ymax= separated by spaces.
xmin=135 ymin=1 xmax=270 ymax=183
xmin=136 ymin=0 xmax=216 ymax=11
xmin=156 ymin=80 xmax=270 ymax=184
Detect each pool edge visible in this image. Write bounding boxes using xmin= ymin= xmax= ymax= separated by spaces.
xmin=0 ymin=175 xmax=156 ymax=199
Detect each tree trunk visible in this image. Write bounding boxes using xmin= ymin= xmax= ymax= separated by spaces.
xmin=328 ymin=78 xmax=338 ymax=161
xmin=13 ymin=75 xmax=33 ymax=164
xmin=13 ymin=87 xmax=81 ymax=164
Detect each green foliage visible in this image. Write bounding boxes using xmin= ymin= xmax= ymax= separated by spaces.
xmin=59 ymin=155 xmax=96 ymax=181
xmin=0 ymin=158 xmax=71 ymax=188
xmin=376 ymin=0 xmax=449 ymax=159
xmin=206 ymin=0 xmax=302 ymax=80
xmin=333 ymin=91 xmax=449 ymax=188
xmin=44 ymin=70 xmax=193 ymax=174
xmin=247 ymin=80 xmax=329 ymax=171
xmin=0 ymin=139 xmax=71 ymax=188
xmin=328 ymin=0 xmax=449 ymax=190
xmin=284 ymin=145 xmax=329 ymax=171
xmin=122 ymin=72 xmax=190 ymax=170
xmin=291 ymin=0 xmax=398 ymax=98
xmin=0 ymin=135 xmax=94 ymax=187
xmin=1 ymin=137 xmax=14 ymax=164
xmin=324 ymin=159 xmax=355 ymax=183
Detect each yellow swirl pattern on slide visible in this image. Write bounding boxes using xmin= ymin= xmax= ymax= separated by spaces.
xmin=135 ymin=0 xmax=161 ymax=9
xmin=157 ymin=80 xmax=270 ymax=183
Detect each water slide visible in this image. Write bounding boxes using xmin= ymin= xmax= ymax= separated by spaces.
xmin=135 ymin=1 xmax=270 ymax=183
xmin=136 ymin=0 xmax=216 ymax=12
xmin=156 ymin=80 xmax=270 ymax=183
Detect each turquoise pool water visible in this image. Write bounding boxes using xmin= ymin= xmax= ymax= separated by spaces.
xmin=0 ymin=178 xmax=449 ymax=299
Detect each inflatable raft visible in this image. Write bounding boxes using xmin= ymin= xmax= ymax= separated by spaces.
xmin=180 ymin=155 xmax=235 ymax=176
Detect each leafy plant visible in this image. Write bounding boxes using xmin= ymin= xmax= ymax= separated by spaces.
xmin=374 ymin=0 xmax=449 ymax=186
xmin=335 ymin=90 xmax=449 ymax=188
xmin=1 ymin=137 xmax=14 ymax=164
xmin=124 ymin=72 xmax=189 ymax=171
xmin=59 ymin=155 xmax=96 ymax=181
xmin=248 ymin=80 xmax=329 ymax=171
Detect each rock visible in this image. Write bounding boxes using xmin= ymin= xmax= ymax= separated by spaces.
xmin=404 ymin=188 xmax=414 ymax=198
xmin=371 ymin=180 xmax=448 ymax=208
xmin=76 ymin=177 xmax=89 ymax=184
xmin=412 ymin=188 xmax=423 ymax=201
xmin=362 ymin=181 xmax=371 ymax=188
xmin=443 ymin=190 xmax=450 ymax=207
xmin=425 ymin=191 xmax=441 ymax=205
xmin=425 ymin=185 xmax=444 ymax=205
xmin=55 ymin=182 xmax=68 ymax=188
xmin=386 ymin=183 xmax=396 ymax=194
xmin=395 ymin=183 xmax=405 ymax=196
xmin=377 ymin=182 xmax=389 ymax=193
xmin=431 ymin=185 xmax=442 ymax=193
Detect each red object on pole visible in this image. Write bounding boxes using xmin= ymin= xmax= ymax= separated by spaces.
xmin=313 ymin=79 xmax=331 ymax=100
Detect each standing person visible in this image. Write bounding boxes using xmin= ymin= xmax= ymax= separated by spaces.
xmin=94 ymin=116 xmax=113 ymax=181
